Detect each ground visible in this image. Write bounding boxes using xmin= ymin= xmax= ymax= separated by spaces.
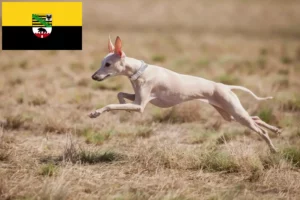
xmin=1 ymin=0 xmax=300 ymax=199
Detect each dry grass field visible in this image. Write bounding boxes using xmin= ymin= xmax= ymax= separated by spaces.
xmin=1 ymin=0 xmax=300 ymax=199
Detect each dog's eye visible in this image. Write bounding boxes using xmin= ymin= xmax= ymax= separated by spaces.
xmin=105 ymin=62 xmax=111 ymax=67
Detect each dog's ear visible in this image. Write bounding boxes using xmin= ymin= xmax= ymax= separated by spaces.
xmin=114 ymin=36 xmax=125 ymax=57
xmin=108 ymin=35 xmax=115 ymax=53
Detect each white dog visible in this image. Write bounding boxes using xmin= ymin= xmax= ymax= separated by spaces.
xmin=90 ymin=36 xmax=281 ymax=153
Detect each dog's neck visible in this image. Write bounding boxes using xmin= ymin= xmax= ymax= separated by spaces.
xmin=124 ymin=57 xmax=145 ymax=79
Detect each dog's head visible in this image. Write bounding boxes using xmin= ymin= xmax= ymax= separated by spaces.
xmin=91 ymin=36 xmax=126 ymax=81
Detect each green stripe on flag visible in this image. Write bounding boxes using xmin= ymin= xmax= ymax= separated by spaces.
xmin=32 ymin=14 xmax=51 ymax=27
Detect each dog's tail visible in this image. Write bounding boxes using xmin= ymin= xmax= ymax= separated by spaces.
xmin=228 ymin=85 xmax=273 ymax=101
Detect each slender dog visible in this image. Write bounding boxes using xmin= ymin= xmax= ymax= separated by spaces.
xmin=90 ymin=36 xmax=281 ymax=153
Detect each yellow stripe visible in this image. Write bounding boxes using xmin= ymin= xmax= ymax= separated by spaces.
xmin=2 ymin=2 xmax=82 ymax=26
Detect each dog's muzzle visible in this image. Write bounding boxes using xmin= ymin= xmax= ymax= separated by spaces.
xmin=91 ymin=74 xmax=110 ymax=81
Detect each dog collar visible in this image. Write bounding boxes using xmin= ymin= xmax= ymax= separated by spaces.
xmin=129 ymin=60 xmax=148 ymax=81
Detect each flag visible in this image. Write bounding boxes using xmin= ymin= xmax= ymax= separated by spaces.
xmin=2 ymin=2 xmax=82 ymax=50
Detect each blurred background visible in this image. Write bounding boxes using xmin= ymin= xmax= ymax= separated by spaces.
xmin=1 ymin=0 xmax=300 ymax=199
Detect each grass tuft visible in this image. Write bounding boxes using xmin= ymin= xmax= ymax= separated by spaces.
xmin=281 ymin=56 xmax=293 ymax=64
xmin=0 ymin=137 xmax=12 ymax=161
xmin=116 ymin=126 xmax=155 ymax=138
xmin=2 ymin=114 xmax=26 ymax=130
xmin=217 ymin=74 xmax=240 ymax=85
xmin=273 ymin=77 xmax=289 ymax=89
xmin=278 ymin=69 xmax=289 ymax=75
xmin=201 ymin=151 xmax=239 ymax=173
xmin=184 ymin=129 xmax=218 ymax=144
xmin=152 ymin=55 xmax=166 ymax=63
xmin=43 ymin=119 xmax=69 ymax=134
xmin=196 ymin=57 xmax=210 ymax=67
xmin=281 ymin=96 xmax=300 ymax=112
xmin=216 ymin=131 xmax=239 ymax=145
xmin=62 ymin=136 xmax=122 ymax=164
xmin=82 ymin=128 xmax=112 ymax=145
xmin=0 ymin=150 xmax=10 ymax=161
xmin=256 ymin=56 xmax=267 ymax=68
xmin=62 ymin=136 xmax=80 ymax=163
xmin=260 ymin=48 xmax=268 ymax=56
xmin=19 ymin=60 xmax=29 ymax=69
xmin=247 ymin=167 xmax=263 ymax=182
xmin=40 ymin=163 xmax=58 ymax=176
xmin=260 ymin=154 xmax=282 ymax=169
xmin=28 ymin=95 xmax=47 ymax=106
xmin=79 ymin=151 xmax=121 ymax=164
xmin=133 ymin=126 xmax=154 ymax=138
xmin=0 ymin=146 xmax=11 ymax=161
xmin=16 ymin=95 xmax=24 ymax=104
xmin=258 ymin=107 xmax=274 ymax=124
xmin=9 ymin=77 xmax=23 ymax=86
xmin=282 ymin=147 xmax=300 ymax=168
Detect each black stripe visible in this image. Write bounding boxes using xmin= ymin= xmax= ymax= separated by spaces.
xmin=32 ymin=23 xmax=52 ymax=25
xmin=2 ymin=26 xmax=82 ymax=50
xmin=32 ymin=21 xmax=51 ymax=22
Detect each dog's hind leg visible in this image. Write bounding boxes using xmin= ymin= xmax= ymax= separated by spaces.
xmin=211 ymin=105 xmax=234 ymax=122
xmin=251 ymin=116 xmax=281 ymax=135
xmin=232 ymin=112 xmax=277 ymax=153
xmin=212 ymin=88 xmax=277 ymax=153
xmin=198 ymin=99 xmax=234 ymax=122
xmin=252 ymin=123 xmax=277 ymax=153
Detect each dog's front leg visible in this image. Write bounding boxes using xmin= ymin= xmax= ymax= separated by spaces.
xmin=117 ymin=92 xmax=135 ymax=113
xmin=89 ymin=83 xmax=152 ymax=118
xmin=89 ymin=91 xmax=149 ymax=118
xmin=117 ymin=92 xmax=135 ymax=104
xmin=89 ymin=103 xmax=143 ymax=118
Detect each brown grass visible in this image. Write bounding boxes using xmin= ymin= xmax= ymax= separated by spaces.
xmin=152 ymin=101 xmax=202 ymax=123
xmin=1 ymin=0 xmax=300 ymax=199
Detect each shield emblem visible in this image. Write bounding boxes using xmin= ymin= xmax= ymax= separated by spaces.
xmin=32 ymin=14 xmax=52 ymax=38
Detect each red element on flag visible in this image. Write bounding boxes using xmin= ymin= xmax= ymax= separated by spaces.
xmin=34 ymin=33 xmax=50 ymax=38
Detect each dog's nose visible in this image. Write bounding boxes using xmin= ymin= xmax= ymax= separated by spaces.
xmin=91 ymin=74 xmax=98 ymax=80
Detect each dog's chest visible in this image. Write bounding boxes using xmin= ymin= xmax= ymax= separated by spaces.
xmin=130 ymin=79 xmax=145 ymax=93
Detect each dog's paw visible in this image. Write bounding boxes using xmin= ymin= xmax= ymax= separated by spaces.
xmin=275 ymin=128 xmax=283 ymax=136
xmin=89 ymin=111 xmax=101 ymax=118
xmin=270 ymin=147 xmax=279 ymax=154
